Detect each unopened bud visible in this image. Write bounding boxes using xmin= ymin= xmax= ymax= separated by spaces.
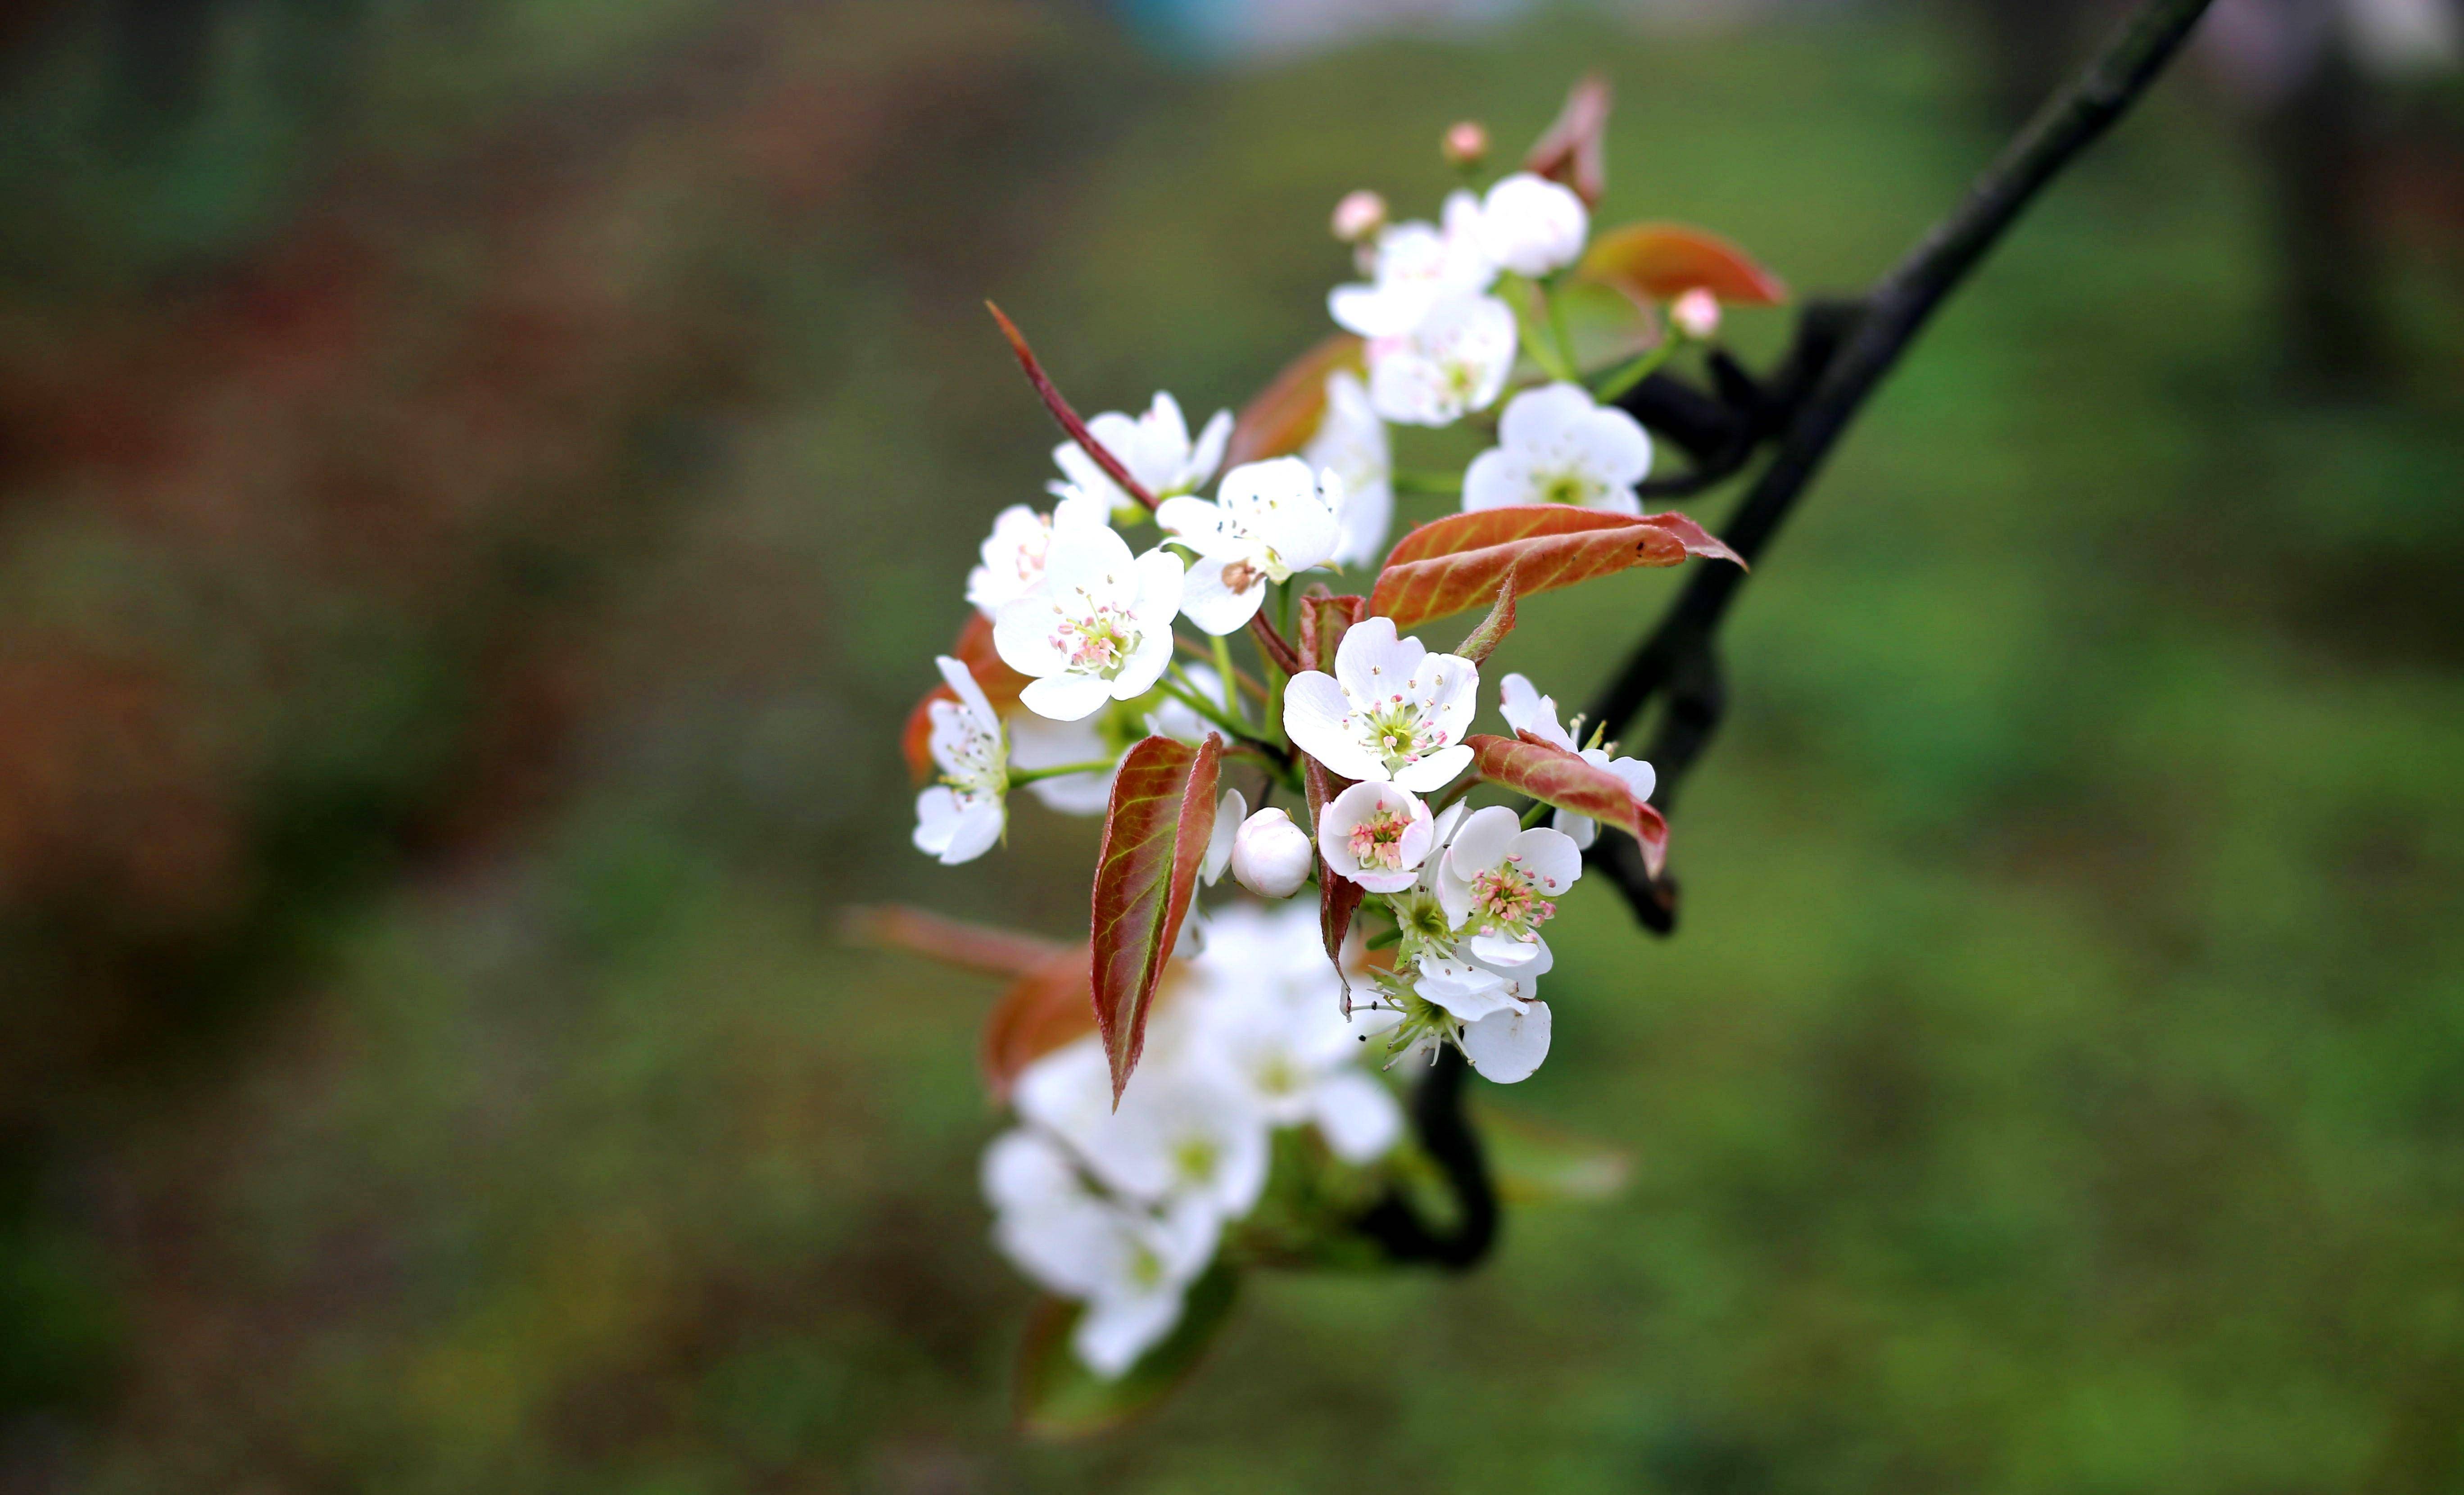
xmin=1231 ymin=807 xmax=1314 ymax=899
xmin=1330 ymin=189 xmax=1387 ymax=245
xmin=1671 ymin=287 xmax=1722 ymax=340
xmin=1442 ymin=120 xmax=1489 ymax=169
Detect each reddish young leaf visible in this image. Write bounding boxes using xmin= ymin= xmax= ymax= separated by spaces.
xmin=1368 ymin=506 xmax=1743 ymax=630
xmin=901 ymin=612 xmax=1029 ymax=782
xmin=1522 ymin=72 xmax=1612 ymax=206
xmin=1297 ymin=591 xmax=1367 ymax=673
xmin=1090 ymin=734 xmax=1223 ymax=1101
xmin=1222 ymin=335 xmax=1365 ymax=470
xmin=980 ymin=942 xmax=1098 ymax=1101
xmin=1454 ymin=566 xmax=1519 ymax=665
xmin=1300 ymin=751 xmax=1363 ymax=972
xmin=1468 ymin=730 xmax=1670 ymax=876
xmin=1579 ymin=223 xmax=1789 ymax=308
xmin=986 ymin=301 xmax=1157 ymax=510
xmin=841 ymin=904 xmax=1068 ymax=979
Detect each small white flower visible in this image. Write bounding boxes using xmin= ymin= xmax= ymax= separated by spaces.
xmin=1477 ymin=171 xmax=1590 ymax=278
xmin=993 ymin=523 xmax=1185 ymax=722
xmin=1201 ymin=788 xmax=1246 ymax=886
xmin=965 ymin=487 xmax=1113 ymax=616
xmin=982 ymin=1129 xmax=1221 ymax=1379
xmin=1327 ymin=190 xmax=1495 ymax=339
xmin=912 ymin=655 xmax=1006 ymax=865
xmin=1229 ymin=807 xmax=1314 ymax=899
xmin=1366 ymin=293 xmax=1518 ymax=428
xmin=1497 ymin=673 xmax=1656 ymax=849
xmin=1053 ymin=392 xmax=1231 ymax=510
xmin=1316 ymin=780 xmax=1434 ymax=894
xmin=1015 ymin=1038 xmax=1270 ymax=1223
xmin=1282 ymin=615 xmax=1478 ymax=792
xmin=1303 ymin=369 xmax=1393 ymax=568
xmin=1186 ymin=902 xmax=1402 ymax=1159
xmin=1434 ymin=804 xmax=1581 ymax=970
xmin=1463 ymin=383 xmax=1653 ymax=515
xmin=1156 ymin=456 xmax=1346 ymax=635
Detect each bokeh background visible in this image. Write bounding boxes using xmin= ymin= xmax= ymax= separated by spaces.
xmin=4 ymin=0 xmax=2462 ymax=1489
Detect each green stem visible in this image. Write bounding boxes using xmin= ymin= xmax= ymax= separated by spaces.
xmin=1520 ymin=800 xmax=1553 ymax=829
xmin=1544 ymin=275 xmax=1581 ymax=377
xmin=1161 ymin=668 xmax=1244 ymax=738
xmin=1501 ymin=272 xmax=1577 ymax=382
xmin=1590 ymin=332 xmax=1685 ymax=404
xmin=1211 ymin=633 xmax=1248 ymax=726
xmin=1009 ymin=759 xmax=1116 ymax=785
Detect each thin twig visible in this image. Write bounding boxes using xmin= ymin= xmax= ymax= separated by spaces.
xmin=985 ymin=300 xmax=1159 ymax=511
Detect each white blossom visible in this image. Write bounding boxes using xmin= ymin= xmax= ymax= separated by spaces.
xmin=1304 ymin=369 xmax=1393 ymax=568
xmin=1463 ymin=383 xmax=1653 ymax=515
xmin=1053 ymin=392 xmax=1232 ymax=510
xmin=1014 ymin=1036 xmax=1269 ymax=1225
xmin=1187 ymin=902 xmax=1402 ymax=1160
xmin=1316 ymin=780 xmax=1434 ymax=895
xmin=1477 ymin=172 xmax=1589 ymax=278
xmin=1156 ymin=456 xmax=1346 ymax=635
xmin=912 ymin=655 xmax=1006 ymax=864
xmin=1497 ymin=672 xmax=1655 ymax=849
xmin=1229 ymin=808 xmax=1314 ymax=899
xmin=1433 ymin=805 xmax=1581 ymax=970
xmin=1327 ymin=190 xmax=1495 ymax=339
xmin=993 ymin=523 xmax=1184 ymax=722
xmin=983 ymin=1128 xmax=1221 ymax=1378
xmin=1366 ymin=293 xmax=1518 ymax=428
xmin=965 ymin=487 xmax=1113 ymax=616
xmin=1282 ymin=615 xmax=1478 ymax=792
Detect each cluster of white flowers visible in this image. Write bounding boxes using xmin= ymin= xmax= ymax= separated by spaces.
xmin=983 ymin=902 xmax=1403 ymax=1377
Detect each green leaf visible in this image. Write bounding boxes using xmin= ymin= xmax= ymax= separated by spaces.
xmin=1014 ymin=1263 xmax=1241 ymax=1440
xmin=1368 ymin=506 xmax=1740 ymax=631
xmin=1091 ymin=733 xmax=1223 ymax=1101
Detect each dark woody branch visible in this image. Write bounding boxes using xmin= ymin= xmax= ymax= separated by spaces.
xmin=1368 ymin=0 xmax=2220 ymax=1268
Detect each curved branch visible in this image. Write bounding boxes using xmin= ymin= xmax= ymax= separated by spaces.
xmin=1585 ymin=0 xmax=2219 ymax=927
xmin=1350 ymin=1047 xmax=1497 ymax=1269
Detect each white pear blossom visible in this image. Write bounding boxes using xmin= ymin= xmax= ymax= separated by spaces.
xmin=1496 ymin=672 xmax=1656 ymax=849
xmin=1156 ymin=456 xmax=1346 ymax=635
xmin=1463 ymin=383 xmax=1653 ymax=515
xmin=1434 ymin=805 xmax=1581 ymax=970
xmin=1304 ymin=369 xmax=1394 ymax=568
xmin=1477 ymin=172 xmax=1589 ymax=278
xmin=1282 ymin=615 xmax=1478 ymax=792
xmin=1366 ymin=292 xmax=1518 ymax=428
xmin=1014 ymin=1036 xmax=1270 ymax=1225
xmin=1052 ymin=392 xmax=1232 ymax=512
xmin=993 ymin=523 xmax=1185 ymax=721
xmin=983 ymin=1129 xmax=1221 ymax=1378
xmin=1327 ymin=190 xmax=1495 ymax=339
xmin=1187 ymin=902 xmax=1402 ymax=1160
xmin=912 ymin=655 xmax=1006 ymax=864
xmin=1005 ymin=708 xmax=1116 ymax=815
xmin=965 ymin=486 xmax=1113 ymax=616
xmin=1229 ymin=807 xmax=1314 ymax=899
xmin=1316 ymin=780 xmax=1434 ymax=894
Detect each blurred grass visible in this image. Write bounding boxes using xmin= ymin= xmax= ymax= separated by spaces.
xmin=4 ymin=2 xmax=2463 ymax=1491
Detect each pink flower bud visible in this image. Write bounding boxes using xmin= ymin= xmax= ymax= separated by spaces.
xmin=1672 ymin=287 xmax=1722 ymax=340
xmin=1231 ymin=808 xmax=1314 ymax=899
xmin=1330 ymin=190 xmax=1387 ymax=244
xmin=1442 ymin=120 xmax=1490 ymax=169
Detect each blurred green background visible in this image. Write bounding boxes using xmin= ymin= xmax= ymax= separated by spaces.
xmin=3 ymin=0 xmax=2462 ymax=1490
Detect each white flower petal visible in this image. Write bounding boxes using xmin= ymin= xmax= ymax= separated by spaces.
xmin=1020 ymin=673 xmax=1114 ymax=722
xmin=1461 ymin=999 xmax=1551 ymax=1082
xmin=1309 ymin=1071 xmax=1404 ymax=1162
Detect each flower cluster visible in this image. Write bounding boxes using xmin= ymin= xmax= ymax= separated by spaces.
xmin=983 ymin=904 xmax=1401 ymax=1376
xmin=897 ymin=82 xmax=1766 ymax=1397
